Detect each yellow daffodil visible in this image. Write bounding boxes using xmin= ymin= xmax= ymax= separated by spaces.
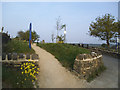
xmin=37 ymin=68 xmax=39 ymax=70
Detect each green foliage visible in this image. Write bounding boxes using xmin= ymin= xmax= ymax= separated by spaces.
xmin=87 ymin=65 xmax=106 ymax=82
xmin=17 ymin=30 xmax=39 ymax=42
xmin=101 ymin=43 xmax=108 ymax=48
xmin=89 ymin=14 xmax=117 ymax=47
xmin=37 ymin=43 xmax=90 ymax=70
xmin=3 ymin=40 xmax=35 ymax=54
xmin=56 ymin=35 xmax=64 ymax=42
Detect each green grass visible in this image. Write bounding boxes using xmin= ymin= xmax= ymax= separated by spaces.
xmin=87 ymin=65 xmax=106 ymax=82
xmin=37 ymin=43 xmax=90 ymax=70
xmin=3 ymin=40 xmax=35 ymax=54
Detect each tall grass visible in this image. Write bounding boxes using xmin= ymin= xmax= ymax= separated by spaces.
xmin=37 ymin=43 xmax=90 ymax=70
xmin=3 ymin=40 xmax=35 ymax=54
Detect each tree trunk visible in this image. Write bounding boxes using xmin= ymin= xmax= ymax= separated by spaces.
xmin=106 ymin=39 xmax=110 ymax=48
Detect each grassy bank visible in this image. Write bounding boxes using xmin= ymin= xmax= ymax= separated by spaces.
xmin=3 ymin=40 xmax=35 ymax=54
xmin=37 ymin=43 xmax=90 ymax=70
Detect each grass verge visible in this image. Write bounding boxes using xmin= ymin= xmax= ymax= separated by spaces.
xmin=37 ymin=43 xmax=90 ymax=70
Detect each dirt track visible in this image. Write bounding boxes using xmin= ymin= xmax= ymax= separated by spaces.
xmin=32 ymin=44 xmax=118 ymax=88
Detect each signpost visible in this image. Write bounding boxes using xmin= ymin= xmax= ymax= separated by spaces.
xmin=29 ymin=23 xmax=32 ymax=49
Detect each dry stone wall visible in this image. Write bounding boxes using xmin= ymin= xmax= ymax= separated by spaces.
xmin=73 ymin=52 xmax=104 ymax=79
xmin=1 ymin=53 xmax=39 ymax=61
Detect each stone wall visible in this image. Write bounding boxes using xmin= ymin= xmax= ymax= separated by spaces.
xmin=1 ymin=53 xmax=39 ymax=61
xmin=73 ymin=52 xmax=104 ymax=79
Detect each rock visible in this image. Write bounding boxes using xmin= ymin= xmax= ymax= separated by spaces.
xmin=19 ymin=53 xmax=25 ymax=59
xmin=2 ymin=53 xmax=6 ymax=60
xmin=76 ymin=54 xmax=84 ymax=60
xmin=91 ymin=52 xmax=97 ymax=58
xmin=8 ymin=53 xmax=12 ymax=60
xmin=26 ymin=54 xmax=30 ymax=59
xmin=32 ymin=54 xmax=39 ymax=60
xmin=13 ymin=53 xmax=18 ymax=60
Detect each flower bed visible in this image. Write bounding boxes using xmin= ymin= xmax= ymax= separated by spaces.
xmin=2 ymin=59 xmax=40 ymax=88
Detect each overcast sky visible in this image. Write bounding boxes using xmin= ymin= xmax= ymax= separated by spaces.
xmin=2 ymin=2 xmax=118 ymax=44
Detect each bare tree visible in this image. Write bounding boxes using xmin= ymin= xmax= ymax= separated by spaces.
xmin=56 ymin=16 xmax=62 ymax=42
xmin=51 ymin=33 xmax=55 ymax=43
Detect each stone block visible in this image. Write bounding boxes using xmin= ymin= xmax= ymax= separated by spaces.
xmin=2 ymin=53 xmax=6 ymax=60
xmin=19 ymin=53 xmax=25 ymax=59
xmin=26 ymin=54 xmax=30 ymax=59
xmin=8 ymin=53 xmax=12 ymax=60
xmin=76 ymin=54 xmax=84 ymax=60
xmin=31 ymin=54 xmax=39 ymax=60
xmin=13 ymin=53 xmax=18 ymax=60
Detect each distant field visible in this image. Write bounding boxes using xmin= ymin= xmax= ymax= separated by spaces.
xmin=37 ymin=43 xmax=90 ymax=70
xmin=2 ymin=40 xmax=35 ymax=54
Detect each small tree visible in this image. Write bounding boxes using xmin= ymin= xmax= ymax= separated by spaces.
xmin=89 ymin=14 xmax=117 ymax=47
xmin=17 ymin=30 xmax=39 ymax=42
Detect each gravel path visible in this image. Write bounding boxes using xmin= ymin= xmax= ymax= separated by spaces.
xmin=32 ymin=44 xmax=89 ymax=88
xmin=32 ymin=44 xmax=118 ymax=88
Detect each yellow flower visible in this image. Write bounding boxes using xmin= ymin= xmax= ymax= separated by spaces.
xmin=37 ymin=68 xmax=39 ymax=70
xmin=32 ymin=80 xmax=34 ymax=82
xmin=35 ymin=78 xmax=37 ymax=80
xmin=26 ymin=63 xmax=28 ymax=65
xmin=30 ymin=73 xmax=33 ymax=76
xmin=25 ymin=78 xmax=26 ymax=80
xmin=25 ymin=70 xmax=27 ymax=74
xmin=21 ymin=67 xmax=22 ymax=70
xmin=22 ymin=72 xmax=24 ymax=74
